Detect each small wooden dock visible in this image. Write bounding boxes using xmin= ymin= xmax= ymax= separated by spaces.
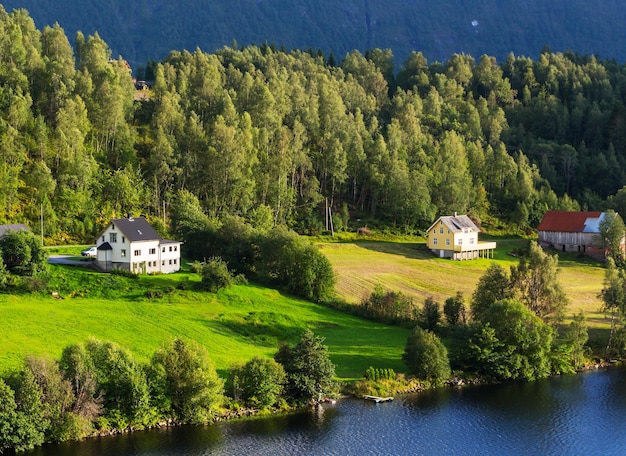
xmin=361 ymin=395 xmax=394 ymax=403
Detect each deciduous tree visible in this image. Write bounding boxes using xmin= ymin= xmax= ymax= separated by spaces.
xmin=228 ymin=357 xmax=285 ymax=408
xmin=402 ymin=326 xmax=450 ymax=383
xmin=510 ymin=241 xmax=568 ymax=322
xmin=149 ymin=338 xmax=223 ymax=424
xmin=274 ymin=330 xmax=336 ymax=403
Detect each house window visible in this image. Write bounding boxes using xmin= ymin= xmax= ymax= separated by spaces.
xmin=149 ymin=248 xmax=156 ymax=255
xmin=439 ymin=227 xmax=443 ymax=234
xmin=174 ymin=246 xmax=178 ymax=252
xmin=458 ymin=238 xmax=463 ymax=245
xmin=134 ymin=250 xmax=141 ymax=256
xmin=174 ymin=259 xmax=177 ymax=264
xmin=169 ymin=246 xmax=173 ymax=252
xmin=162 ymin=247 xmax=165 ymax=253
xmin=446 ymin=239 xmax=450 ymax=246
xmin=102 ymin=236 xmax=105 ymax=242
xmin=433 ymin=238 xmax=438 ymax=246
xmin=469 ymin=238 xmax=475 ymax=245
xmin=162 ymin=260 xmax=165 ymax=266
xmin=121 ymin=249 xmax=126 ymax=257
xmin=169 ymin=259 xmax=172 ymax=265
xmin=122 ymin=236 xmax=125 ymax=243
xmin=110 ymin=232 xmax=117 ymax=243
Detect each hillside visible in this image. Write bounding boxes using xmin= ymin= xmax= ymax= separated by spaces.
xmin=320 ymin=239 xmax=606 ymax=314
xmin=0 ymin=265 xmax=409 ymax=379
xmin=2 ymin=0 xmax=626 ymax=69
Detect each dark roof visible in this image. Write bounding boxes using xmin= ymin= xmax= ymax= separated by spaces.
xmin=160 ymin=239 xmax=182 ymax=245
xmin=97 ymin=242 xmax=113 ymax=251
xmin=427 ymin=214 xmax=479 ymax=234
xmin=537 ymin=211 xmax=603 ymax=233
xmin=0 ymin=224 xmax=30 ymax=237
xmin=112 ymin=217 xmax=161 ymax=242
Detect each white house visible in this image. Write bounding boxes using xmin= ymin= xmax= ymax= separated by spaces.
xmin=95 ymin=216 xmax=182 ymax=274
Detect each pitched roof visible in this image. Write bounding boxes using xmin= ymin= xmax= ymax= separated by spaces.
xmin=427 ymin=214 xmax=479 ymax=234
xmin=0 ymin=224 xmax=30 ymax=237
xmin=537 ymin=211 xmax=604 ymax=233
xmin=97 ymin=242 xmax=113 ymax=251
xmin=112 ymin=216 xmax=161 ymax=242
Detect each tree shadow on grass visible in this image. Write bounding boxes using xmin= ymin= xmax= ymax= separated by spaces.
xmin=355 ymin=241 xmax=431 ymax=260
xmin=213 ymin=312 xmax=306 ymax=347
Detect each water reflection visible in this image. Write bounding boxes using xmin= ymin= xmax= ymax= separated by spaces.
xmin=24 ymin=368 xmax=626 ymax=456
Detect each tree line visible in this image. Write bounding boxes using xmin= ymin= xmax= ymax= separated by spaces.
xmin=364 ymin=241 xmax=589 ymax=386
xmin=3 ymin=8 xmax=626 ymax=242
xmin=0 ymin=330 xmax=336 ymax=452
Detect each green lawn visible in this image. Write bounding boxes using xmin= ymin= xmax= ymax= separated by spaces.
xmin=1 ymin=238 xmax=610 ymax=381
xmin=0 ymin=266 xmax=408 ymax=380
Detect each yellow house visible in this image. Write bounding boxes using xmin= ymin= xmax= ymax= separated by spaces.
xmin=426 ymin=214 xmax=496 ymax=260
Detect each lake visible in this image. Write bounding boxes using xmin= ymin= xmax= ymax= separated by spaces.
xmin=25 ymin=367 xmax=626 ymax=455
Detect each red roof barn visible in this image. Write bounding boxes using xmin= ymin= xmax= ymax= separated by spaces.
xmin=537 ymin=211 xmax=616 ymax=258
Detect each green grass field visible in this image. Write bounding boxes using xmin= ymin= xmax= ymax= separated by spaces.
xmin=0 ymin=238 xmax=611 ymax=381
xmin=0 ymin=265 xmax=408 ymax=380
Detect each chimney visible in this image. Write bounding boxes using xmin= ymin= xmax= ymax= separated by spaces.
xmin=454 ymin=211 xmax=457 ymax=217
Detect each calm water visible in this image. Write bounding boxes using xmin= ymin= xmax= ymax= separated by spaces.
xmin=26 ymin=367 xmax=626 ymax=456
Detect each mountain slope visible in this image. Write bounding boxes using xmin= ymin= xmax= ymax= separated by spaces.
xmin=2 ymin=0 xmax=626 ymax=69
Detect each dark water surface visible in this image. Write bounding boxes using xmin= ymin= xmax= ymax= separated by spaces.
xmin=25 ymin=367 xmax=626 ymax=455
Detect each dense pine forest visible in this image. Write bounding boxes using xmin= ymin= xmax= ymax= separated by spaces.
xmin=2 ymin=7 xmax=626 ymax=243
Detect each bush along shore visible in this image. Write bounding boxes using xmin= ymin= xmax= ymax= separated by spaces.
xmin=0 ymin=330 xmax=340 ymax=453
xmin=0 ymin=303 xmax=612 ymax=453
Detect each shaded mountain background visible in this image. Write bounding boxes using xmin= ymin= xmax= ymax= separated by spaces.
xmin=2 ymin=0 xmax=626 ymax=69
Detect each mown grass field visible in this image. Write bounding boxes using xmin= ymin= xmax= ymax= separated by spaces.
xmin=0 ymin=263 xmax=409 ymax=381
xmin=319 ymin=237 xmax=609 ymax=329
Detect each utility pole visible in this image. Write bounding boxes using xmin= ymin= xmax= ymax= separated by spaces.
xmin=325 ymin=198 xmax=329 ymax=232
xmin=40 ymin=203 xmax=44 ymax=246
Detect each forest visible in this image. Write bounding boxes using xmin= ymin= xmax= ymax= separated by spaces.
xmin=2 ymin=7 xmax=626 ymax=243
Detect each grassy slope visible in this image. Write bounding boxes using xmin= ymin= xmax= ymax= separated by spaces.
xmin=1 ymin=238 xmax=609 ymax=381
xmin=0 ymin=265 xmax=408 ymax=380
xmin=320 ymin=238 xmax=608 ymax=327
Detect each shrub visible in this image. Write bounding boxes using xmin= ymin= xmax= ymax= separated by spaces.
xmin=364 ymin=367 xmax=396 ymax=382
xmin=420 ymin=297 xmax=441 ymax=332
xmin=0 ymin=229 xmax=47 ymax=276
xmin=403 ymin=326 xmax=451 ymax=383
xmin=274 ymin=330 xmax=336 ymax=403
xmin=465 ymin=299 xmax=554 ymax=381
xmin=361 ymin=285 xmax=418 ymax=324
xmin=197 ymin=257 xmax=234 ymax=292
xmin=145 ymin=290 xmax=163 ymax=299
xmin=148 ymin=338 xmax=224 ymax=424
xmin=257 ymin=227 xmax=335 ymax=303
xmin=227 ymin=357 xmax=286 ymax=408
xmin=110 ymin=268 xmax=139 ymax=279
xmin=444 ymin=292 xmax=467 ymax=326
